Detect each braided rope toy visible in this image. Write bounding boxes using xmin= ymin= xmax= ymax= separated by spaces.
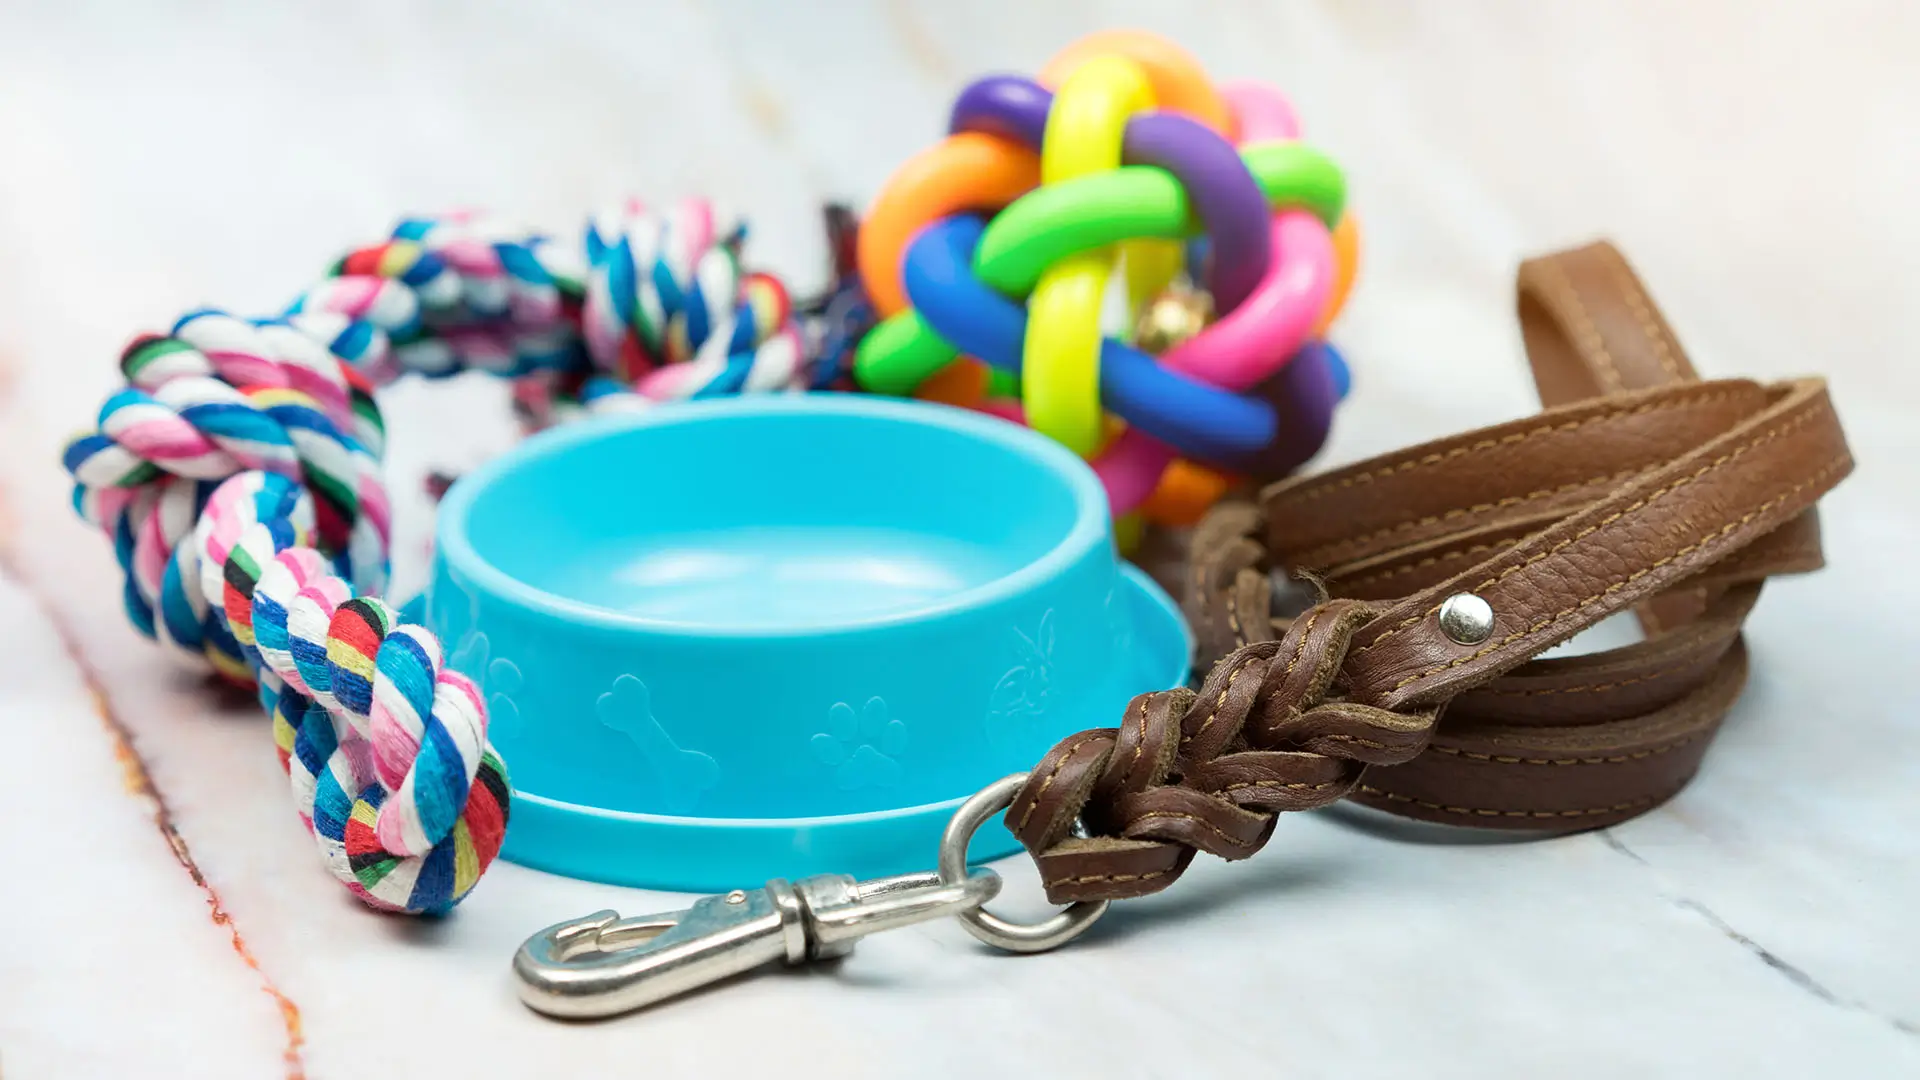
xmin=853 ymin=30 xmax=1359 ymax=525
xmin=513 ymin=200 xmax=850 ymax=431
xmin=61 ymin=204 xmax=832 ymax=913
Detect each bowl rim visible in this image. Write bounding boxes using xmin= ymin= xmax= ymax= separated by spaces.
xmin=435 ymin=394 xmax=1113 ymax=639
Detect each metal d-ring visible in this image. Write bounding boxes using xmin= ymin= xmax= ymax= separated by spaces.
xmin=936 ymin=772 xmax=1109 ymax=953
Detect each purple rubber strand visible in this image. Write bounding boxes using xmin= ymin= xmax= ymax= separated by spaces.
xmin=950 ymin=75 xmax=1051 ymax=147
xmin=948 ymin=76 xmax=1271 ymax=315
xmin=1120 ymin=113 xmax=1269 ymax=313
xmin=1238 ymin=344 xmax=1339 ymax=476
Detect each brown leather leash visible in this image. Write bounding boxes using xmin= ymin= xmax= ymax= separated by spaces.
xmin=1007 ymin=240 xmax=1855 ymax=902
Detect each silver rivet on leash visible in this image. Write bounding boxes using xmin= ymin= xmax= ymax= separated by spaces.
xmin=1438 ymin=593 xmax=1495 ymax=645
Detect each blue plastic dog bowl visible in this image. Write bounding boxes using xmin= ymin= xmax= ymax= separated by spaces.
xmin=427 ymin=395 xmax=1190 ymax=891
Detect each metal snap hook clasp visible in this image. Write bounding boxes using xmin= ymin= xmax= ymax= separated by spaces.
xmin=513 ymin=868 xmax=1001 ymax=1019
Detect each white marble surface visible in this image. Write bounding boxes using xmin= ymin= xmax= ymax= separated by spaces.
xmin=1 ymin=2 xmax=1916 ymax=1077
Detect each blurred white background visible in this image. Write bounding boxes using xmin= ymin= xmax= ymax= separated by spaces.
xmin=1 ymin=3 xmax=1914 ymax=1077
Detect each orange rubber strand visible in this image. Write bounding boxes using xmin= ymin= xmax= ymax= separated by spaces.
xmin=1039 ymin=30 xmax=1234 ymax=138
xmin=1140 ymin=458 xmax=1234 ymax=527
xmin=858 ymin=132 xmax=1040 ymax=317
xmin=914 ymin=357 xmax=991 ymax=407
xmin=1313 ymin=212 xmax=1361 ymax=336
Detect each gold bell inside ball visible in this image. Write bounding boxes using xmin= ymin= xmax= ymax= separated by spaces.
xmin=1134 ymin=285 xmax=1216 ymax=355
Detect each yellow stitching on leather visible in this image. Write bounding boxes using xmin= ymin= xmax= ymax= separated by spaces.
xmin=1427 ymin=733 xmax=1702 ymax=766
xmin=1125 ymin=811 xmax=1262 ymax=850
xmin=1219 ymin=778 xmax=1344 ymax=794
xmin=1356 ymin=399 xmax=1830 ymax=662
xmin=1608 ymin=263 xmax=1685 ymax=381
xmin=1184 ymin=649 xmax=1266 ymax=747
xmin=1337 ymin=542 xmax=1504 ymax=589
xmin=1356 ymin=786 xmax=1661 ymax=819
xmin=1534 ymin=258 xmax=1626 ymax=392
xmin=1280 ymin=606 xmax=1323 ymax=684
xmin=1121 ymin=694 xmax=1152 ymax=787
xmin=1013 ymin=732 xmax=1107 ymax=835
xmin=1268 ymin=385 xmax=1751 ymax=512
xmin=1302 ymin=465 xmax=1645 ymax=565
xmin=1051 ymin=869 xmax=1174 ymax=886
xmin=1474 ymin=660 xmax=1704 ymax=698
xmin=1389 ymin=447 xmax=1847 ymax=694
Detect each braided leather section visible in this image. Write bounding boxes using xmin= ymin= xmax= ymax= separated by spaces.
xmin=1007 ymin=598 xmax=1436 ymax=902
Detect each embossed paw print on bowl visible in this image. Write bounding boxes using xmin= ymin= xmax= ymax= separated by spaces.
xmin=813 ymin=698 xmax=908 ymax=791
xmin=428 ymin=396 xmax=1190 ymax=890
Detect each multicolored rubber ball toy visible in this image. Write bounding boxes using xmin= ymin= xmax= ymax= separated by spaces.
xmin=853 ymin=30 xmax=1359 ymax=526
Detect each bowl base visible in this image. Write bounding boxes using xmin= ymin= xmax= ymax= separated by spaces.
xmin=498 ymin=563 xmax=1191 ymax=891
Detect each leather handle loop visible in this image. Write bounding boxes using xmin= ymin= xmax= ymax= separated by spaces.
xmin=1517 ymin=239 xmax=1698 ymax=403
